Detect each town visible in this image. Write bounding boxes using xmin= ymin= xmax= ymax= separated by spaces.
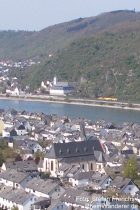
xmin=0 ymin=59 xmax=74 ymax=97
xmin=0 ymin=108 xmax=139 ymax=209
xmin=0 ymin=3 xmax=140 ymax=210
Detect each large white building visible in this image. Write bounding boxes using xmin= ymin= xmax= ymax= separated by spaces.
xmin=49 ymin=76 xmax=74 ymax=96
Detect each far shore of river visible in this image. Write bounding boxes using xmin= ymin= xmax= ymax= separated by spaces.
xmin=0 ymin=94 xmax=140 ymax=112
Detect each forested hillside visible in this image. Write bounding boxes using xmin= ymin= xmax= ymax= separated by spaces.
xmin=0 ymin=10 xmax=139 ymax=60
xmin=22 ymin=29 xmax=140 ymax=102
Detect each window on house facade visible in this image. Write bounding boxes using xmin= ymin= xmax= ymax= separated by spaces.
xmin=46 ymin=160 xmax=47 ymax=170
xmin=91 ymin=163 xmax=93 ymax=171
xmin=84 ymin=147 xmax=87 ymax=152
xmin=67 ymin=148 xmax=70 ymax=153
xmin=76 ymin=147 xmax=79 ymax=152
xmin=51 ymin=161 xmax=54 ymax=171
xmin=98 ymin=165 xmax=101 ymax=169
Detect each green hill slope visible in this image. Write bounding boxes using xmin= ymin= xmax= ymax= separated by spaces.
xmin=22 ymin=24 xmax=140 ymax=102
xmin=0 ymin=10 xmax=140 ymax=60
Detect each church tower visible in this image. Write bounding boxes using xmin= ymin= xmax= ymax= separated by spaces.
xmin=53 ymin=76 xmax=57 ymax=85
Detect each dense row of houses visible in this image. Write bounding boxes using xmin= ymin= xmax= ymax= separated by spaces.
xmin=0 ymin=56 xmax=74 ymax=97
xmin=0 ymin=75 xmax=74 ymax=96
xmin=0 ymin=59 xmax=40 ymax=96
xmin=0 ymin=109 xmax=139 ymax=209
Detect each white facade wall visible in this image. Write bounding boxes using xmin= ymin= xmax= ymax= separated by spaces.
xmin=25 ymin=188 xmax=49 ymax=198
xmin=112 ymin=141 xmax=121 ymax=146
xmin=100 ymin=177 xmax=112 ymax=189
xmin=123 ymin=184 xmax=139 ymax=196
xmin=4 ymin=123 xmax=13 ymax=129
xmin=32 ymin=144 xmax=43 ymax=153
xmin=8 ymin=142 xmax=14 ymax=148
xmin=16 ymin=129 xmax=27 ymax=136
xmin=42 ymin=157 xmax=105 ymax=177
xmin=106 ymin=162 xmax=122 ymax=167
xmin=24 ymin=122 xmax=32 ymax=131
xmin=0 ymin=195 xmax=36 ymax=210
xmin=69 ymin=178 xmax=88 ymax=187
xmin=43 ymin=158 xmax=59 ymax=177
xmin=0 ymin=197 xmax=23 ymax=210
xmin=80 ymin=161 xmax=104 ymax=173
xmin=22 ymin=153 xmax=33 ymax=160
xmin=11 ymin=87 xmax=20 ymax=96
xmin=50 ymin=88 xmax=73 ymax=96
xmin=1 ymin=164 xmax=6 ymax=172
xmin=50 ymin=89 xmax=65 ymax=96
xmin=2 ymin=130 xmax=10 ymax=137
xmin=0 ymin=179 xmax=15 ymax=188
xmin=0 ymin=176 xmax=32 ymax=189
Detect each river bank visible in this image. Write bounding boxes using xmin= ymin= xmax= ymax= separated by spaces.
xmin=0 ymin=94 xmax=140 ymax=111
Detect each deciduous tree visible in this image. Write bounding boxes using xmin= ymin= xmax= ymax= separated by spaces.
xmin=123 ymin=156 xmax=138 ymax=180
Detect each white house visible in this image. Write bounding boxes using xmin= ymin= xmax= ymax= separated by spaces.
xmin=69 ymin=172 xmax=112 ymax=189
xmin=25 ymin=177 xmax=65 ymax=199
xmin=2 ymin=128 xmax=10 ymax=137
xmin=0 ymin=169 xmax=32 ymax=189
xmin=6 ymin=87 xmax=20 ymax=96
xmin=0 ymin=186 xmax=36 ymax=210
xmin=15 ymin=124 xmax=27 ymax=136
xmin=41 ymin=81 xmax=50 ymax=89
xmin=111 ymin=176 xmax=139 ymax=197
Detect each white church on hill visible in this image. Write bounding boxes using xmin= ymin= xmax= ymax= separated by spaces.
xmin=49 ymin=76 xmax=74 ymax=96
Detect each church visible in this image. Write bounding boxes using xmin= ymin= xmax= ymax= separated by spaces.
xmin=41 ymin=138 xmax=106 ymax=177
xmin=49 ymin=76 xmax=74 ymax=96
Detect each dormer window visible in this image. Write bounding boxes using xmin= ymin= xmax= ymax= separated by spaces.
xmin=67 ymin=148 xmax=70 ymax=153
xmin=84 ymin=147 xmax=87 ymax=152
xmin=76 ymin=147 xmax=79 ymax=152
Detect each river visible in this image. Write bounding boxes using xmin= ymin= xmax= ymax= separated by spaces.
xmin=0 ymin=99 xmax=140 ymax=124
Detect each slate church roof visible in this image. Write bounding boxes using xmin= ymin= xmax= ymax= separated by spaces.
xmin=47 ymin=138 xmax=105 ymax=163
